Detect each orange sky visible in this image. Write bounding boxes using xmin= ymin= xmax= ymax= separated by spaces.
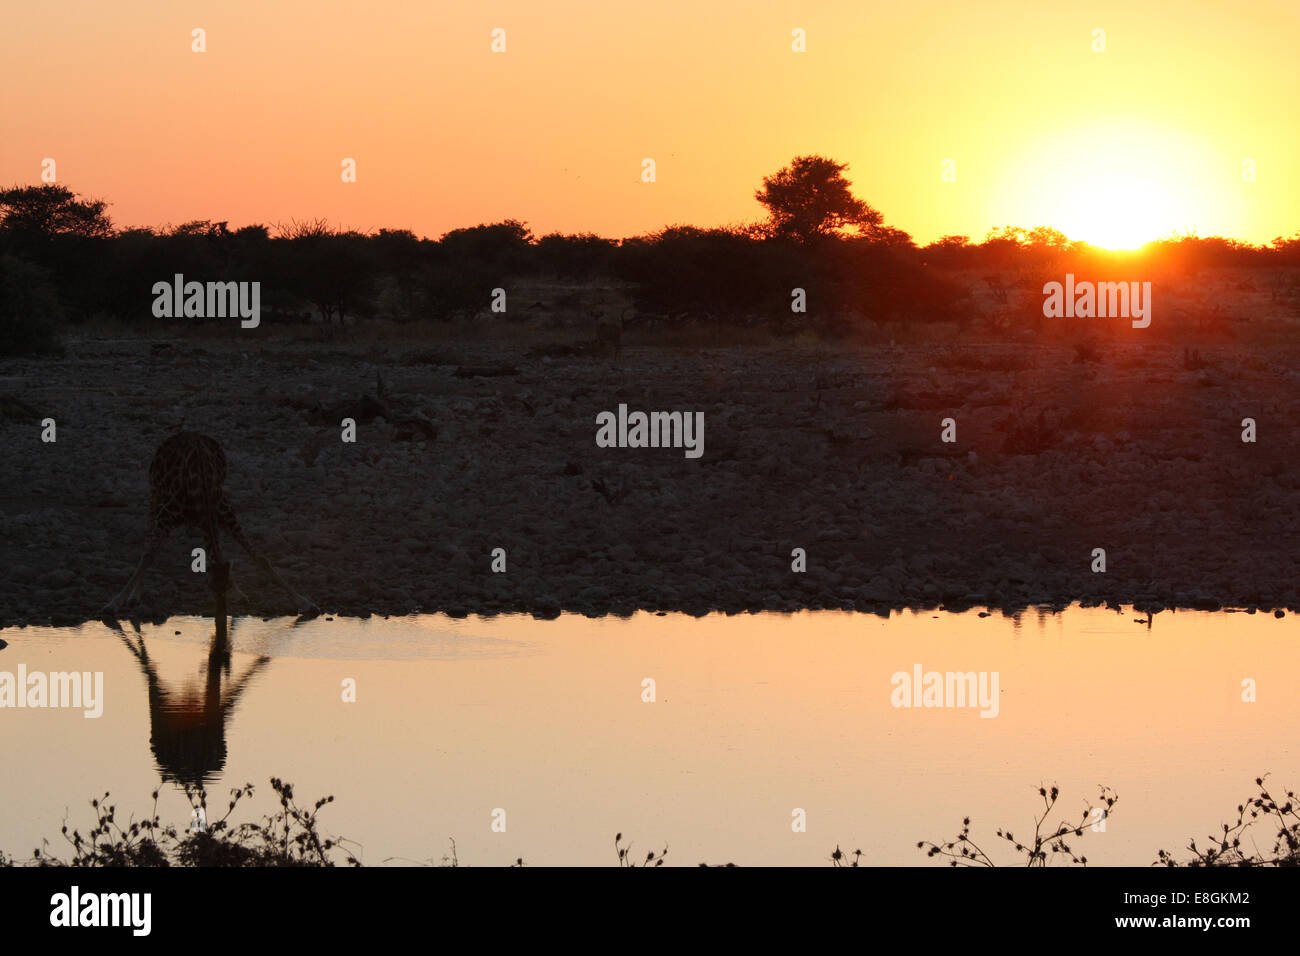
xmin=2 ymin=1 xmax=1297 ymax=247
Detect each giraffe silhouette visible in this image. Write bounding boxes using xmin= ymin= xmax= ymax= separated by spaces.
xmin=104 ymin=431 xmax=315 ymax=616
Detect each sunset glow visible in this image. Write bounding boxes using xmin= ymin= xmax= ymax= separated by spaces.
xmin=2 ymin=1 xmax=1296 ymax=244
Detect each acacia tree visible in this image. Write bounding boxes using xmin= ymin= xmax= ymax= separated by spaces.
xmin=754 ymin=156 xmax=883 ymax=243
xmin=0 ymin=184 xmax=112 ymax=239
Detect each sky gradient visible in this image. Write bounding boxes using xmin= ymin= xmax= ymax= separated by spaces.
xmin=2 ymin=0 xmax=1297 ymax=246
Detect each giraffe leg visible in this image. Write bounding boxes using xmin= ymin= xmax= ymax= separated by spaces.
xmin=103 ymin=520 xmax=172 ymax=614
xmin=223 ymin=563 xmax=249 ymax=604
xmin=219 ymin=498 xmax=317 ymax=613
xmin=201 ymin=518 xmax=226 ymax=595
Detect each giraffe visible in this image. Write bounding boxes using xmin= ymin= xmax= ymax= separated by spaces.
xmin=103 ymin=431 xmax=316 ymax=615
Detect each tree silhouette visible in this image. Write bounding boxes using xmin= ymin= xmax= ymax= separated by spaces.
xmin=754 ymin=156 xmax=883 ymax=243
xmin=0 ymin=184 xmax=112 ymax=239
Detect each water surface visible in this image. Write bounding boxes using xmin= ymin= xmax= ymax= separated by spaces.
xmin=1 ymin=607 xmax=1294 ymax=866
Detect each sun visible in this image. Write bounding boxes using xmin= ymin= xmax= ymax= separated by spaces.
xmin=998 ymin=120 xmax=1208 ymax=251
xmin=1055 ymin=172 xmax=1181 ymax=250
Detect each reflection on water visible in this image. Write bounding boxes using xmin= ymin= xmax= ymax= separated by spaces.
xmin=114 ymin=621 xmax=269 ymax=787
xmin=1 ymin=607 xmax=1296 ymax=865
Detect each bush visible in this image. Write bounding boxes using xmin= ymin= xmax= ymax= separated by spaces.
xmin=1155 ymin=775 xmax=1300 ymax=867
xmin=419 ymin=252 xmax=504 ymax=322
xmin=10 ymin=778 xmax=359 ymax=868
xmin=0 ymin=254 xmax=64 ymax=356
xmin=918 ymin=783 xmax=1117 ymax=866
xmin=536 ymin=232 xmax=617 ymax=279
xmin=615 ymin=227 xmax=804 ymax=319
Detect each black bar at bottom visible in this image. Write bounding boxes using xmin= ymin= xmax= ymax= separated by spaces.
xmin=0 ymin=864 xmax=1277 ymax=942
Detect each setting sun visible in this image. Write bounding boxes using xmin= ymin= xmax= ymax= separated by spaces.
xmin=1056 ymin=172 xmax=1183 ymax=249
xmin=990 ymin=117 xmax=1224 ymax=250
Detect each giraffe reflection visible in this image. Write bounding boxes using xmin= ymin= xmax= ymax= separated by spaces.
xmin=115 ymin=563 xmax=269 ymax=787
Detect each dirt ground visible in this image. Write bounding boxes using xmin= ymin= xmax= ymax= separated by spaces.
xmin=2 ymin=330 xmax=1299 ymax=627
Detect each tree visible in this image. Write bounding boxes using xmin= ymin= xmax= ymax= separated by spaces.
xmin=921 ymin=235 xmax=973 ymax=267
xmin=371 ymin=229 xmax=427 ymax=322
xmin=754 ymin=156 xmax=883 ymax=243
xmin=1024 ymin=226 xmax=1075 ymax=251
xmin=168 ymin=219 xmax=229 ymax=237
xmin=864 ymin=224 xmax=915 ymax=247
xmin=291 ymin=231 xmax=377 ymax=325
xmin=0 ymin=184 xmax=112 ymax=239
xmin=437 ymin=219 xmax=533 ymax=265
xmin=984 ymin=225 xmax=1029 ymax=246
xmin=0 ymin=254 xmax=65 ymax=355
xmin=275 ymin=217 xmax=334 ymax=241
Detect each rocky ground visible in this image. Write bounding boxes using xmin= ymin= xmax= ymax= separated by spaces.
xmin=2 ymin=333 xmax=1299 ymax=626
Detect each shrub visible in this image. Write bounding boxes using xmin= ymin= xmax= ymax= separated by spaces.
xmin=1155 ymin=775 xmax=1300 ymax=867
xmin=0 ymin=254 xmax=64 ymax=356
xmin=14 ymin=778 xmax=359 ymax=868
xmin=918 ymin=783 xmax=1118 ymax=866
